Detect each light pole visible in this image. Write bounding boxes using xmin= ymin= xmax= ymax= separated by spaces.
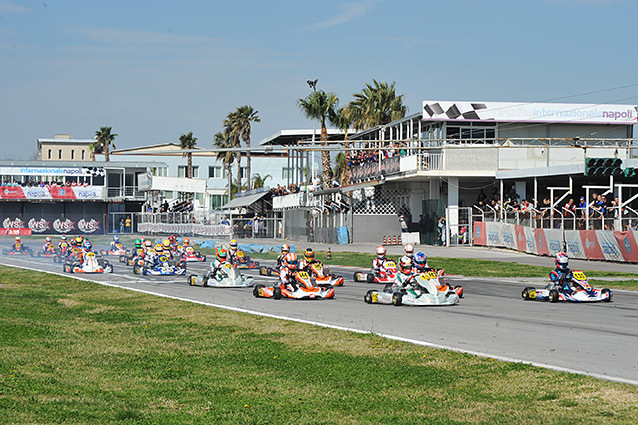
xmin=307 ymin=79 xmax=318 ymax=183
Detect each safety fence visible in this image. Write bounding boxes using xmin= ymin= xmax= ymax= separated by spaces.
xmin=473 ymin=221 xmax=638 ymax=262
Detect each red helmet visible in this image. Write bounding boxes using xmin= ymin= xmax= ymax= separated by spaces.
xmin=376 ymin=246 xmax=386 ymax=258
xmin=183 ymin=238 xmax=190 ymax=246
xmin=216 ymin=247 xmax=227 ymax=261
xmin=404 ymin=243 xmax=414 ymax=257
xmin=283 ymin=253 xmax=298 ymax=270
xmin=399 ymin=255 xmax=413 ymax=274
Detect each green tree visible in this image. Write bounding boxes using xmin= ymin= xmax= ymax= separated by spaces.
xmin=223 ymin=111 xmax=242 ymax=190
xmin=333 ymin=152 xmax=348 ymax=185
xmin=179 ymin=132 xmax=197 ymax=178
xmin=298 ymin=90 xmax=339 ymax=189
xmin=349 ymin=80 xmax=407 ymax=130
xmin=333 ymin=106 xmax=355 ymax=186
xmin=230 ymin=106 xmax=260 ymax=190
xmin=214 ymin=131 xmax=235 ymax=201
xmin=252 ymin=173 xmax=272 ymax=189
xmin=93 ymin=126 xmax=117 ymax=162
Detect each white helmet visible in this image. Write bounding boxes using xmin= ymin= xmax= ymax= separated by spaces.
xmin=404 ymin=243 xmax=414 ymax=257
xmin=376 ymin=246 xmax=386 ymax=258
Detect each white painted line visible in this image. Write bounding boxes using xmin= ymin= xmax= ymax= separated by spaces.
xmin=2 ymin=259 xmax=637 ymax=387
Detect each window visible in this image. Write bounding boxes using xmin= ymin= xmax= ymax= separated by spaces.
xmin=58 ymin=149 xmax=62 ymax=159
xmin=210 ymin=194 xmax=225 ymax=208
xmin=48 ymin=149 xmax=52 ymax=159
xmin=208 ymin=166 xmax=223 ymax=178
xmin=71 ymin=150 xmax=75 ymax=160
xmin=178 ymin=166 xmax=199 ymax=178
xmin=82 ymin=150 xmax=85 ymax=160
xmin=240 ymin=166 xmax=247 ymax=179
xmin=282 ymin=167 xmax=294 ymax=179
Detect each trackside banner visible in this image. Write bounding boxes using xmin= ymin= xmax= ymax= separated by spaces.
xmin=473 ymin=221 xmax=638 ymax=262
xmin=0 ymin=186 xmax=102 ymax=200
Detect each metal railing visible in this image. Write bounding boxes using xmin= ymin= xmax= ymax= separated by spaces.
xmin=107 ymin=186 xmax=143 ymax=198
xmin=418 ymin=152 xmax=444 ymax=171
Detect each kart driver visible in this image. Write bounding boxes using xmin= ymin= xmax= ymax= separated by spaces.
xmin=209 ymin=248 xmax=229 ymax=278
xmin=43 ymin=236 xmax=54 ymax=253
xmin=395 ymin=255 xmax=415 ymax=289
xmin=162 ymin=239 xmax=173 ymax=258
xmin=58 ymin=235 xmax=68 ymax=251
xmin=413 ymin=252 xmax=431 ymax=273
xmin=276 ymin=244 xmax=290 ymax=269
xmin=12 ymin=236 xmax=23 ymax=251
xmin=228 ymin=239 xmax=239 ymax=263
xmin=279 ymin=252 xmax=299 ymax=290
xmin=299 ymin=248 xmax=319 ymax=272
xmin=372 ymin=246 xmax=390 ymax=277
xmin=404 ymin=243 xmax=414 ymax=259
xmin=550 ymin=252 xmax=575 ymax=293
xmin=110 ymin=235 xmax=122 ymax=250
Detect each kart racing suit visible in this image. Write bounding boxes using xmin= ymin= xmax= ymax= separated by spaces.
xmin=549 ymin=267 xmax=575 ymax=292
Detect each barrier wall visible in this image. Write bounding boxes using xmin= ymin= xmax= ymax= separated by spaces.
xmin=473 ymin=221 xmax=638 ymax=262
xmin=138 ymin=222 xmax=231 ymax=237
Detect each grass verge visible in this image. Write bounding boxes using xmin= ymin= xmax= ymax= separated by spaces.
xmin=1 ymin=265 xmax=637 ymax=424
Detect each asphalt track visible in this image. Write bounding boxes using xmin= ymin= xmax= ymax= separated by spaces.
xmin=1 ymin=251 xmax=637 ymax=386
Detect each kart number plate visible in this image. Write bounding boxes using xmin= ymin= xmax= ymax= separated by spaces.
xmin=573 ymin=271 xmax=586 ymax=281
xmin=372 ymin=293 xmax=378 ymax=303
xmin=258 ymin=288 xmax=265 ymax=296
xmin=385 ymin=261 xmax=396 ymax=268
xmin=425 ymin=271 xmax=438 ymax=279
xmin=528 ymin=289 xmax=536 ymax=299
xmin=297 ymin=271 xmax=309 ymax=279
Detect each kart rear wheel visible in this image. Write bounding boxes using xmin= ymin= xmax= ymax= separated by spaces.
xmin=187 ymin=274 xmax=196 ymax=286
xmin=133 ymin=265 xmax=140 ymax=275
xmin=141 ymin=267 xmax=148 ymax=276
xmin=392 ymin=292 xmax=403 ymax=306
xmin=366 ymin=274 xmax=374 ymax=283
xmin=273 ymin=286 xmax=282 ymax=300
xmin=548 ymin=289 xmax=559 ymax=303
xmin=602 ymin=288 xmax=612 ymax=302
xmin=522 ymin=286 xmax=534 ymax=300
xmin=364 ymin=290 xmax=374 ymax=304
xmin=253 ymin=284 xmax=264 ymax=298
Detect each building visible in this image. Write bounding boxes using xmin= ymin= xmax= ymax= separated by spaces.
xmin=38 ymin=134 xmax=94 ymax=161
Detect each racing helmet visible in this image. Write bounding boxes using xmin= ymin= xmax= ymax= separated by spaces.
xmin=60 ymin=242 xmax=68 ymax=250
xmin=76 ymin=236 xmax=84 ymax=245
xmin=162 ymin=239 xmax=170 ymax=248
xmin=168 ymin=234 xmax=176 ymax=243
xmin=45 ymin=236 xmax=52 ymax=243
xmin=216 ymin=247 xmax=227 ymax=261
xmin=376 ymin=246 xmax=386 ymax=258
xmin=60 ymin=235 xmax=67 ymax=241
xmin=15 ymin=236 xmax=20 ymax=242
xmin=186 ymin=246 xmax=194 ymax=253
xmin=134 ymin=238 xmax=142 ymax=248
xmin=404 ymin=243 xmax=414 ymax=258
xmin=304 ymin=248 xmax=314 ymax=262
xmin=229 ymin=239 xmax=238 ymax=250
xmin=283 ymin=253 xmax=298 ymax=270
xmin=113 ymin=235 xmax=119 ymax=242
xmin=414 ymin=252 xmax=427 ymax=269
xmin=183 ymin=238 xmax=190 ymax=246
xmin=399 ymin=255 xmax=413 ymax=274
xmin=155 ymin=244 xmax=163 ymax=252
xmin=83 ymin=240 xmax=92 ymax=251
xmin=555 ymin=252 xmax=569 ymax=271
xmin=281 ymin=243 xmax=290 ymax=254
xmin=144 ymin=240 xmax=152 ymax=248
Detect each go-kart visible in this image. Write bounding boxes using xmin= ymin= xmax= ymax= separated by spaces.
xmin=133 ymin=255 xmax=186 ymax=276
xmin=100 ymin=244 xmax=127 ymax=257
xmin=353 ymin=260 xmax=397 ymax=283
xmin=253 ymin=270 xmax=335 ymax=300
xmin=307 ymin=261 xmax=344 ymax=286
xmin=259 ymin=263 xmax=280 ymax=276
xmin=522 ymin=271 xmax=612 ymax=303
xmin=232 ymin=250 xmax=260 ymax=269
xmin=32 ymin=244 xmax=57 ymax=258
xmin=63 ymin=251 xmax=113 ymax=274
xmin=187 ymin=263 xmax=254 ymax=287
xmin=3 ymin=245 xmax=32 ymax=256
xmin=364 ymin=270 xmax=460 ymax=306
xmin=180 ymin=247 xmax=206 ymax=262
xmin=120 ymin=249 xmax=144 ymax=266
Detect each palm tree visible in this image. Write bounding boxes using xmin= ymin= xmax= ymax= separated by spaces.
xmin=94 ymin=126 xmax=117 ymax=162
xmin=179 ymin=132 xmax=197 ymax=178
xmin=230 ymin=106 xmax=260 ymax=190
xmin=333 ymin=152 xmax=348 ymax=185
xmin=333 ymin=106 xmax=355 ymax=186
xmin=349 ymin=80 xmax=407 ymax=130
xmin=214 ymin=131 xmax=235 ymax=201
xmin=298 ymin=90 xmax=339 ymax=189
xmin=252 ymin=173 xmax=272 ymax=189
xmin=223 ymin=111 xmax=242 ymax=190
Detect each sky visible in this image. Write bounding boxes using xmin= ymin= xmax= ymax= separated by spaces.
xmin=1 ymin=0 xmax=638 ymax=160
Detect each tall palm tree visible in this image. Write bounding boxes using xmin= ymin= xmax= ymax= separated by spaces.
xmin=333 ymin=152 xmax=348 ymax=185
xmin=333 ymin=106 xmax=355 ymax=186
xmin=349 ymin=80 xmax=407 ymax=130
xmin=298 ymin=90 xmax=339 ymax=189
xmin=94 ymin=126 xmax=117 ymax=162
xmin=179 ymin=132 xmax=197 ymax=178
xmin=223 ymin=111 xmax=242 ymax=190
xmin=214 ymin=131 xmax=235 ymax=201
xmin=230 ymin=106 xmax=260 ymax=190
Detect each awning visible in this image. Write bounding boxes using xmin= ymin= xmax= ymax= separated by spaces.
xmin=219 ymin=191 xmax=269 ymax=209
xmin=339 ymin=179 xmax=382 ymax=193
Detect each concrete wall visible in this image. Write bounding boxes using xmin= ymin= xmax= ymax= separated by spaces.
xmin=445 ymin=148 xmax=498 ymax=171
xmin=352 ymin=214 xmax=402 ymax=243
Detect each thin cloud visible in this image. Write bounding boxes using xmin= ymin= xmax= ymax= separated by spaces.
xmin=312 ymin=1 xmax=381 ymax=29
xmin=0 ymin=0 xmax=30 ymax=13
xmin=71 ymin=27 xmax=222 ymax=46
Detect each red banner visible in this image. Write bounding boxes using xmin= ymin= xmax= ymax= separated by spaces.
xmin=515 ymin=225 xmax=527 ymax=252
xmin=0 ymin=228 xmax=32 ymax=235
xmin=579 ymin=230 xmax=604 ymax=260
xmin=0 ymin=187 xmax=25 ymax=199
xmin=613 ymin=231 xmax=638 ymax=262
xmin=47 ymin=187 xmax=77 ymax=199
xmin=473 ymin=222 xmax=487 ymax=245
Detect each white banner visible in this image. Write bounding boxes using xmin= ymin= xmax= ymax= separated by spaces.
xmin=0 ymin=166 xmax=104 ymax=176
xmin=564 ymin=230 xmax=586 ymax=259
xmin=596 ymin=230 xmax=624 ymax=262
xmin=422 ymin=101 xmax=637 ymax=124
xmin=151 ymin=176 xmax=207 ymax=193
xmin=523 ymin=226 xmax=537 ymax=255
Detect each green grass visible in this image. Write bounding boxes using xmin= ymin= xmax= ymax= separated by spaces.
xmin=1 ymin=266 xmax=637 ymax=424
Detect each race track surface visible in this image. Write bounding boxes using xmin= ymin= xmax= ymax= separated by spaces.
xmin=2 ymin=251 xmax=637 ymax=385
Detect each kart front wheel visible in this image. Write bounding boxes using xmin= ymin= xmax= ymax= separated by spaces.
xmin=273 ymin=286 xmax=282 ymax=300
xmin=253 ymin=284 xmax=264 ymax=298
xmin=548 ymin=289 xmax=559 ymax=303
xmin=364 ymin=290 xmax=374 ymax=304
xmin=366 ymin=274 xmax=374 ymax=283
xmin=187 ymin=274 xmax=196 ymax=286
xmin=602 ymin=288 xmax=612 ymax=302
xmin=522 ymin=287 xmax=535 ymax=300
xmin=392 ymin=292 xmax=403 ymax=306
xmin=141 ymin=267 xmax=148 ymax=276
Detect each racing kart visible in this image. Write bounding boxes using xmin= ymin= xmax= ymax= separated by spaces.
xmin=100 ymin=244 xmax=127 ymax=257
xmin=187 ymin=263 xmax=254 ymax=287
xmin=133 ymin=255 xmax=186 ymax=276
xmin=364 ymin=270 xmax=460 ymax=306
xmin=3 ymin=245 xmax=32 ymax=256
xmin=522 ymin=271 xmax=612 ymax=303
xmin=308 ymin=261 xmax=344 ymax=286
xmin=353 ymin=260 xmax=397 ymax=283
xmin=253 ymin=270 xmax=335 ymax=300
xmin=259 ymin=263 xmax=280 ymax=276
xmin=180 ymin=247 xmax=206 ymax=262
xmin=32 ymin=244 xmax=57 ymax=258
xmin=63 ymin=251 xmax=113 ymax=274
xmin=232 ymin=250 xmax=260 ymax=269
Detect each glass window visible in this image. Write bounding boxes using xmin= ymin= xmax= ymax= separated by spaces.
xmin=58 ymin=149 xmax=62 ymax=159
xmin=48 ymin=149 xmax=52 ymax=159
xmin=178 ymin=166 xmax=199 ymax=178
xmin=282 ymin=167 xmax=294 ymax=179
xmin=209 ymin=166 xmax=223 ymax=178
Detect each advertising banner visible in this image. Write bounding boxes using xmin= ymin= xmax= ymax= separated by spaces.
xmin=544 ymin=229 xmax=564 ymax=256
xmin=613 ymin=231 xmax=638 ymax=262
xmin=514 ymin=225 xmax=527 ymax=252
xmin=596 ymin=231 xmax=623 ymax=262
xmin=0 ymin=186 xmax=103 ymax=200
xmin=473 ymin=222 xmax=487 ymax=246
xmin=564 ymin=230 xmax=586 ymax=259
xmin=0 ymin=166 xmax=104 ymax=177
xmin=534 ymin=229 xmax=549 ymax=256
xmin=579 ymin=230 xmax=604 ymax=260
xmin=2 ymin=216 xmax=103 ymax=235
xmin=523 ymin=226 xmax=536 ymax=254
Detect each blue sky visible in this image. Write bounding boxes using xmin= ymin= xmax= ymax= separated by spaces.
xmin=1 ymin=0 xmax=637 ymax=159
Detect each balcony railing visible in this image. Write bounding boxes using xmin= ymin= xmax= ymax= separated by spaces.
xmin=107 ymin=186 xmax=143 ymax=198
